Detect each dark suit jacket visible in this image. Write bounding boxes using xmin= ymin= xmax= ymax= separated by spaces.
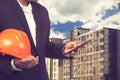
xmin=0 ymin=0 xmax=69 ymax=80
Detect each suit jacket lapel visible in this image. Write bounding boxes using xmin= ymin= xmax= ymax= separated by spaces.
xmin=10 ymin=0 xmax=38 ymax=56
xmin=31 ymin=3 xmax=43 ymax=56
xmin=31 ymin=3 xmax=43 ymax=47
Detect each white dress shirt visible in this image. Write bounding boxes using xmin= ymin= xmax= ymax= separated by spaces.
xmin=11 ymin=0 xmax=36 ymax=71
xmin=18 ymin=0 xmax=36 ymax=46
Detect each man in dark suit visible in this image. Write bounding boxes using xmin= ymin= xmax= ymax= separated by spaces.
xmin=0 ymin=0 xmax=78 ymax=80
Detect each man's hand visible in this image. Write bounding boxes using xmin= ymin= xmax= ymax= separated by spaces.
xmin=13 ymin=55 xmax=39 ymax=69
xmin=64 ymin=41 xmax=79 ymax=57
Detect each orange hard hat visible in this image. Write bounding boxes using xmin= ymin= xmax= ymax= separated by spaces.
xmin=0 ymin=29 xmax=31 ymax=59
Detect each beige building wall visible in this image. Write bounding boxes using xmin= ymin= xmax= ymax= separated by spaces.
xmin=52 ymin=59 xmax=59 ymax=80
xmin=73 ymin=28 xmax=108 ymax=80
xmin=46 ymin=38 xmax=63 ymax=80
xmin=46 ymin=27 xmax=119 ymax=80
xmin=62 ymin=27 xmax=116 ymax=80
xmin=45 ymin=58 xmax=50 ymax=79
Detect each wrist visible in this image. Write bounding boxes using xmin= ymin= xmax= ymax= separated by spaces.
xmin=11 ymin=59 xmax=22 ymax=71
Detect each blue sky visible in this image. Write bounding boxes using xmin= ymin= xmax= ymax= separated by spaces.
xmin=102 ymin=3 xmax=120 ymax=19
xmin=51 ymin=21 xmax=83 ymax=37
xmin=39 ymin=0 xmax=120 ymax=38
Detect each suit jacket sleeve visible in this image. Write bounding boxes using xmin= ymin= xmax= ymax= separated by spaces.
xmin=37 ymin=4 xmax=71 ymax=59
xmin=45 ymin=41 xmax=68 ymax=59
xmin=44 ymin=23 xmax=70 ymax=59
xmin=0 ymin=54 xmax=13 ymax=75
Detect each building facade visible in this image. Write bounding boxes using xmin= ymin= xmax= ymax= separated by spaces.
xmin=46 ymin=27 xmax=119 ymax=80
xmin=46 ymin=38 xmax=63 ymax=80
xmin=63 ymin=27 xmax=118 ymax=80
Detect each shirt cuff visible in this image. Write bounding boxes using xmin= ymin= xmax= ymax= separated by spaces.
xmin=11 ymin=59 xmax=22 ymax=71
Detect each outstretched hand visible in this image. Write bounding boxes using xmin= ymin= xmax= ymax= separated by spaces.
xmin=64 ymin=41 xmax=80 ymax=57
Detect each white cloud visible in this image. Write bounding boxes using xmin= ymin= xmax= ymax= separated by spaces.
xmin=39 ymin=0 xmax=120 ymax=23
xmin=82 ymin=8 xmax=120 ymax=29
xmin=99 ymin=12 xmax=120 ymax=28
xmin=85 ymin=0 xmax=120 ymax=29
xmin=39 ymin=0 xmax=100 ymax=23
xmin=38 ymin=0 xmax=120 ymax=32
xmin=49 ymin=28 xmax=66 ymax=39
